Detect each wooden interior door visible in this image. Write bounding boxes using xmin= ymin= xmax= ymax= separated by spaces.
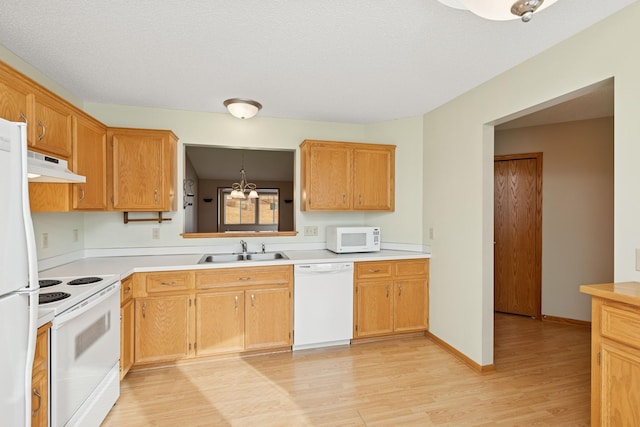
xmin=494 ymin=153 xmax=542 ymax=318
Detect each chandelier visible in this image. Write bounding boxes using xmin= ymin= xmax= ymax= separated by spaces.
xmin=230 ymin=168 xmax=259 ymax=199
xmin=437 ymin=0 xmax=559 ymax=22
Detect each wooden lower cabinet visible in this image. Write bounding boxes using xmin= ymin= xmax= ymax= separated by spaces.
xmin=354 ymin=259 xmax=429 ymax=339
xmin=244 ymin=287 xmax=292 ymax=351
xmin=130 ymin=266 xmax=293 ymax=367
xmin=134 ymin=295 xmax=191 ymax=364
xmin=196 ymin=291 xmax=245 ymax=356
xmin=120 ymin=298 xmax=134 ymax=379
xmin=580 ymin=283 xmax=640 ymax=427
xmin=32 ymin=323 xmax=50 ymax=427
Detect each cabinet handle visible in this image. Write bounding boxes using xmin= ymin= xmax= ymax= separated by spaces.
xmin=154 ymin=189 xmax=159 ymax=204
xmin=142 ymin=302 xmax=147 ymax=318
xmin=367 ymin=269 xmax=380 ymax=273
xmin=78 ymin=186 xmax=85 ymax=202
xmin=37 ymin=120 xmax=46 ymax=141
xmin=160 ymin=281 xmax=177 ymax=286
xmin=251 ymin=294 xmax=255 ymax=307
xmin=237 ymin=277 xmax=251 ymax=281
xmin=32 ymin=387 xmax=41 ymax=416
xmin=359 ymin=194 xmax=362 ymax=205
xmin=398 ymin=284 xmax=402 ymax=297
xmin=234 ymin=295 xmax=238 ymax=309
xmin=19 ymin=112 xmax=27 ymax=124
xmin=342 ymin=194 xmax=346 ymax=204
xmin=386 ymin=285 xmax=389 ymax=298
xmin=124 ymin=287 xmax=131 ymax=294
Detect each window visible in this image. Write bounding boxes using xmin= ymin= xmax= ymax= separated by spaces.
xmin=218 ymin=188 xmax=279 ymax=232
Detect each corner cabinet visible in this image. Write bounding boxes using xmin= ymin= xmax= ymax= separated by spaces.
xmin=353 ymin=259 xmax=429 ymax=339
xmin=300 ymin=139 xmax=395 ymax=211
xmin=580 ymin=283 xmax=640 ymax=427
xmin=108 ymin=127 xmax=177 ymax=212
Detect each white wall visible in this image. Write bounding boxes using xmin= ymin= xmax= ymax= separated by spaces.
xmin=495 ymin=118 xmax=614 ymax=322
xmin=424 ymin=2 xmax=640 ymax=366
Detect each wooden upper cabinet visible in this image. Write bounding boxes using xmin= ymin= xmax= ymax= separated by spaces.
xmin=109 ymin=127 xmax=177 ymax=211
xmin=0 ymin=74 xmax=29 ymax=123
xmin=300 ymin=139 xmax=395 ymax=211
xmin=300 ymin=141 xmax=352 ymax=210
xmin=29 ymin=92 xmax=73 ymax=158
xmin=73 ymin=115 xmax=107 ymax=210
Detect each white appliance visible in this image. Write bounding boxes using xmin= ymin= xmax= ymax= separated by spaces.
xmin=326 ymin=226 xmax=381 ymax=253
xmin=293 ymin=262 xmax=354 ymax=350
xmin=0 ymin=118 xmax=40 ymax=427
xmin=27 ymin=150 xmax=86 ymax=183
xmin=37 ymin=274 xmax=121 ymax=427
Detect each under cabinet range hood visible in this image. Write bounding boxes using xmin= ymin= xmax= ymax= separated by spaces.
xmin=27 ymin=150 xmax=86 ymax=183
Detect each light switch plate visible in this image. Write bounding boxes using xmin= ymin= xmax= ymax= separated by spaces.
xmin=304 ymin=226 xmax=318 ymax=236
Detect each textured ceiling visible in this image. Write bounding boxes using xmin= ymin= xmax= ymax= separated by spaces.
xmin=0 ymin=0 xmax=636 ymax=124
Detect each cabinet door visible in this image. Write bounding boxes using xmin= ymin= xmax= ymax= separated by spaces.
xmin=0 ymin=78 xmax=29 ymax=123
xmin=112 ymin=131 xmax=169 ymax=210
xmin=599 ymin=343 xmax=640 ymax=426
xmin=73 ymin=115 xmax=107 ymax=210
xmin=120 ymin=298 xmax=134 ymax=380
xmin=355 ymin=281 xmax=394 ymax=338
xmin=135 ymin=296 xmax=190 ymax=364
xmin=30 ymin=92 xmax=72 ymax=158
xmin=245 ymin=287 xmax=291 ymax=351
xmin=394 ymin=278 xmax=428 ymax=332
xmin=353 ymin=147 xmax=394 ymax=211
xmin=302 ymin=143 xmax=352 ymax=210
xmin=31 ymin=325 xmax=49 ymax=427
xmin=196 ymin=291 xmax=245 ymax=356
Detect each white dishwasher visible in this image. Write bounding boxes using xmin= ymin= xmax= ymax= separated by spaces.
xmin=293 ymin=262 xmax=354 ymax=350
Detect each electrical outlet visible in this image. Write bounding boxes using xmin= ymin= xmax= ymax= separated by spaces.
xmin=429 ymin=227 xmax=434 ymax=240
xmin=73 ymin=229 xmax=79 ymax=242
xmin=41 ymin=233 xmax=49 ymax=249
xmin=152 ymin=228 xmax=160 ymax=239
xmin=304 ymin=226 xmax=318 ymax=236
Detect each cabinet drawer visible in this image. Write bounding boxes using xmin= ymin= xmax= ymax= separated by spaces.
xmin=196 ymin=266 xmax=291 ymax=290
xmin=395 ymin=259 xmax=428 ymax=277
xmin=601 ymin=303 xmax=640 ymax=350
xmin=120 ymin=276 xmax=133 ymax=304
xmin=146 ymin=272 xmax=190 ymax=293
xmin=355 ymin=261 xmax=392 ymax=279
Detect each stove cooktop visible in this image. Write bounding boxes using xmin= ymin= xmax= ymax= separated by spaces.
xmin=37 ymin=274 xmax=121 ymax=316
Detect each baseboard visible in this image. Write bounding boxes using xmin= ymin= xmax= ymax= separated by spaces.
xmin=425 ymin=331 xmax=495 ymax=374
xmin=542 ymin=314 xmax=591 ymax=328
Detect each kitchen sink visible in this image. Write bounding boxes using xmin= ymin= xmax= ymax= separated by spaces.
xmin=198 ymin=251 xmax=288 ymax=264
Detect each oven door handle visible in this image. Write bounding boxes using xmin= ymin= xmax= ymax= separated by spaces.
xmin=53 ymin=283 xmax=120 ymax=328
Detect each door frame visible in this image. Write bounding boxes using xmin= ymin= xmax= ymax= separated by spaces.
xmin=494 ymin=152 xmax=543 ymax=320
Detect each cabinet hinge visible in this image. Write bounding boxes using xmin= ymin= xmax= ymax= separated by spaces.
xmin=189 ymin=299 xmax=192 ymax=307
xmin=597 ymin=351 xmax=601 ymax=366
xmin=289 ymin=291 xmax=292 ymax=299
xmin=189 ymin=343 xmax=192 ymax=351
xmin=355 ymin=324 xmax=358 ymax=332
xmin=194 ymin=342 xmax=197 ymax=350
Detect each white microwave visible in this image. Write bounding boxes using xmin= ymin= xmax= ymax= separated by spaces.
xmin=326 ymin=226 xmax=381 ymax=253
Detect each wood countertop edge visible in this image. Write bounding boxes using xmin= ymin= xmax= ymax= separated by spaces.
xmin=580 ymin=282 xmax=640 ymax=307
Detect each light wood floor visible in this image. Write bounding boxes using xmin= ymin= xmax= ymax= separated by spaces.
xmin=102 ymin=313 xmax=591 ymax=426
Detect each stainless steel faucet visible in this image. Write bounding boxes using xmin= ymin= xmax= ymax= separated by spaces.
xmin=240 ymin=240 xmax=247 ymax=254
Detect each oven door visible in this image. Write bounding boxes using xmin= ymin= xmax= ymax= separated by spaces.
xmin=51 ymin=283 xmax=120 ymax=427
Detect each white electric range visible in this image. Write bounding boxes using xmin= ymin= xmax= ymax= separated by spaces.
xmin=37 ymin=274 xmax=121 ymax=427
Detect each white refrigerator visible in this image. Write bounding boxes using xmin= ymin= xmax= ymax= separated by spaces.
xmin=0 ymin=118 xmax=40 ymax=427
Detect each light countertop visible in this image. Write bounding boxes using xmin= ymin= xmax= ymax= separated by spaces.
xmin=40 ymin=249 xmax=430 ymax=280
xmin=580 ymin=282 xmax=640 ymax=307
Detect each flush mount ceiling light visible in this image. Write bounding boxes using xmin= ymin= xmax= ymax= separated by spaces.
xmin=223 ymin=98 xmax=262 ymax=119
xmin=437 ymin=0 xmax=559 ymax=22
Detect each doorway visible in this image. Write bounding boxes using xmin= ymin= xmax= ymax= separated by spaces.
xmin=494 ymin=153 xmax=542 ymax=319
